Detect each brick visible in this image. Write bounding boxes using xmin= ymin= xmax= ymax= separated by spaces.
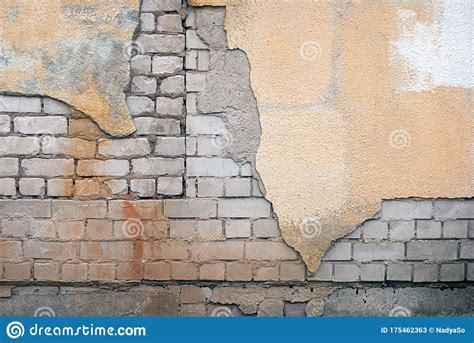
xmin=0 ymin=115 xmax=10 ymax=133
xmin=199 ymin=263 xmax=225 ymax=280
xmin=195 ymin=136 xmax=224 ymax=156
xmin=52 ymin=200 xmax=106 ymax=220
xmin=22 ymin=158 xmax=74 ymax=177
xmin=77 ymin=160 xmax=129 ymax=177
xmin=142 ymin=241 xmax=189 ymax=260
xmin=389 ymin=221 xmax=415 ymax=240
xmin=132 ymin=76 xmax=157 ymax=95
xmin=440 ymin=263 xmax=465 ymax=281
xmin=417 ymin=220 xmax=441 ymax=238
xmin=0 ymin=137 xmax=40 ymax=155
xmin=155 ymin=97 xmax=183 ymax=116
xmin=226 ymin=219 xmax=251 ymax=238
xmin=191 ymin=241 xmax=244 ymax=261
xmin=180 ymin=285 xmax=211 ymax=304
xmin=185 ymin=8 xmax=196 ymax=28
xmin=362 ymin=220 xmax=388 ymax=239
xmin=4 ymin=263 xmax=31 ymax=281
xmin=0 ymin=158 xmax=19 ymax=176
xmin=0 ymin=241 xmax=22 ymax=260
xmin=61 ymin=263 xmax=88 ymax=282
xmin=322 ymin=242 xmax=351 ymax=261
xmin=226 ymin=263 xmax=253 ymax=281
xmin=157 ymin=176 xmax=183 ymax=195
xmin=152 ymin=56 xmax=183 ymax=76
xmin=130 ymin=179 xmax=156 ymax=197
xmin=188 ymin=158 xmax=239 ymax=177
xmin=279 ymin=263 xmax=306 ymax=281
xmin=74 ymin=180 xmax=103 ymax=197
xmin=140 ymin=14 xmax=155 ymax=32
xmin=80 ymin=242 xmax=134 ymax=260
xmin=19 ymin=178 xmax=44 ymax=196
xmin=170 ymin=220 xmax=195 ymax=239
xmin=0 ymin=178 xmax=16 ymax=195
xmin=160 ymin=75 xmax=185 ymax=96
xmin=198 ymin=50 xmax=210 ymax=71
xmin=136 ymin=34 xmax=185 ymax=53
xmin=47 ymin=179 xmax=73 ymax=197
xmin=134 ymin=117 xmax=181 ymax=135
xmin=387 ymin=263 xmax=412 ymax=281
xmin=42 ymin=137 xmax=96 ymax=158
xmin=131 ymin=54 xmax=151 ymax=73
xmin=186 ymin=72 xmax=207 ymax=92
xmin=186 ymin=116 xmax=226 ymax=135
xmin=197 ymin=178 xmax=224 ymax=197
xmin=164 ymin=199 xmax=217 ymax=218
xmin=89 ymin=264 xmax=115 ymax=281
xmin=253 ymin=219 xmax=279 ymax=238
xmin=85 ymin=220 xmax=113 ymax=240
xmin=181 ymin=304 xmax=206 ymax=317
xmin=360 ymin=264 xmax=385 ymax=281
xmin=132 ymin=158 xmax=184 ymax=177
xmin=14 ymin=116 xmax=67 ymax=134
xmin=435 ymin=199 xmax=474 ymax=219
xmin=185 ymin=50 xmax=197 ymax=70
xmin=254 ymin=266 xmax=279 ymax=281
xmin=98 ymin=139 xmax=151 ymax=158
xmin=334 ymin=263 xmax=360 ymax=282
xmin=0 ymin=95 xmax=41 ymax=113
xmin=186 ymin=178 xmax=197 ymax=197
xmin=225 ymin=178 xmax=251 ymax=197
xmin=460 ymin=241 xmax=474 ymax=259
xmin=155 ymin=137 xmax=185 ymax=156
xmin=34 ymin=262 xmax=60 ymax=281
xmin=126 ymin=96 xmax=155 ymax=116
xmin=380 ymin=200 xmax=432 ymax=220
xmin=117 ymin=261 xmax=142 ymax=281
xmin=142 ymin=0 xmax=182 ymax=12
xmin=144 ymin=262 xmax=170 ymax=280
xmin=443 ymin=220 xmax=468 ymax=238
xmin=407 ymin=241 xmax=458 ymax=260
xmin=24 ymin=241 xmax=76 ymax=259
xmin=44 ymin=98 xmax=69 ymax=115
xmin=0 ymin=199 xmax=51 ymax=217
xmin=157 ymin=14 xmax=183 ymax=32
xmin=171 ymin=262 xmax=198 ymax=280
xmin=109 ymin=200 xmax=164 ymax=220
xmin=353 ymin=242 xmax=405 ymax=261
xmin=413 ymin=263 xmax=438 ymax=282
xmin=197 ymin=220 xmax=224 ymax=240
xmin=104 ymin=180 xmax=128 ymax=196
xmin=186 ymin=30 xmax=208 ymax=49
xmin=186 ymin=93 xmax=197 ymax=114
xmin=57 ymin=221 xmax=84 ymax=240
xmin=467 ymin=264 xmax=474 ymax=281
xmin=346 ymin=227 xmax=362 ymax=239
xmin=245 ymin=242 xmax=297 ymax=260
xmin=308 ymin=262 xmax=333 ymax=281
xmin=218 ymin=199 xmax=271 ymax=218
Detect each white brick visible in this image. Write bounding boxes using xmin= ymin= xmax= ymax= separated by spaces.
xmin=417 ymin=220 xmax=441 ymax=239
xmin=44 ymin=98 xmax=70 ymax=115
xmin=253 ymin=218 xmax=279 ymax=238
xmin=152 ymin=56 xmax=183 ymax=75
xmin=77 ymin=160 xmax=129 ymax=177
xmin=225 ymin=178 xmax=251 ymax=197
xmin=186 ymin=72 xmax=207 ymax=92
xmin=0 ymin=96 xmax=41 ymax=113
xmin=19 ymin=178 xmax=45 ymax=196
xmin=186 ymin=116 xmax=226 ymax=135
xmin=226 ymin=219 xmax=251 ymax=238
xmin=140 ymin=13 xmax=155 ymax=32
xmin=157 ymin=176 xmax=183 ymax=195
xmin=14 ymin=116 xmax=67 ymax=134
xmin=197 ymin=178 xmax=224 ymax=197
xmin=164 ymin=199 xmax=217 ymax=218
xmin=389 ymin=221 xmax=415 ymax=240
xmin=198 ymin=50 xmax=210 ymax=71
xmin=362 ymin=220 xmax=388 ymax=239
xmin=22 ymin=159 xmax=74 ymax=177
xmin=47 ymin=179 xmax=73 ymax=197
xmin=134 ymin=117 xmax=180 ymax=135
xmin=196 ymin=137 xmax=224 ymax=156
xmin=334 ymin=263 xmax=360 ymax=282
xmin=160 ymin=75 xmax=185 ymax=96
xmin=187 ymin=158 xmax=239 ymax=177
xmin=0 ymin=178 xmax=16 ymax=195
xmin=155 ymin=97 xmax=183 ymax=116
xmin=136 ymin=34 xmax=185 ymax=54
xmin=186 ymin=50 xmax=197 ymax=70
xmin=132 ymin=76 xmax=157 ymax=95
xmin=0 ymin=115 xmax=10 ymax=133
xmin=443 ymin=220 xmax=468 ymax=238
xmin=353 ymin=242 xmax=405 ymax=261
xmin=130 ymin=179 xmax=156 ymax=197
xmin=157 ymin=14 xmax=183 ymax=33
xmin=126 ymin=96 xmax=155 ymax=116
xmin=218 ymin=199 xmax=272 ymax=218
xmin=155 ymin=137 xmax=185 ymax=156
xmin=360 ymin=264 xmax=385 ymax=281
xmin=186 ymin=30 xmax=208 ymax=49
xmin=380 ymin=200 xmax=432 ymax=220
xmin=387 ymin=263 xmax=412 ymax=281
xmin=322 ymin=242 xmax=351 ymax=261
xmin=98 ymin=138 xmax=151 ymax=157
xmin=0 ymin=158 xmax=18 ymax=176
xmin=130 ymin=55 xmax=152 ymax=74
xmin=142 ymin=0 xmax=182 ymax=12
xmin=104 ymin=180 xmax=128 ymax=196
xmin=132 ymin=158 xmax=184 ymax=176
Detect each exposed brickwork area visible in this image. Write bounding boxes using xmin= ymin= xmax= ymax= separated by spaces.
xmin=0 ymin=1 xmax=473 ymax=316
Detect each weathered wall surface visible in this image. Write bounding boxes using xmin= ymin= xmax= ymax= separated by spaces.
xmin=0 ymin=0 xmax=140 ymax=136
xmin=190 ymin=0 xmax=474 ymax=272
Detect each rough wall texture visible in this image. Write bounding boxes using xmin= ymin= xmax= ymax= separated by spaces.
xmin=0 ymin=0 xmax=473 ymax=316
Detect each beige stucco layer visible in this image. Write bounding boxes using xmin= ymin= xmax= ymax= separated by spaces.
xmin=190 ymin=0 xmax=473 ymax=272
xmin=0 ymin=0 xmax=138 ymax=136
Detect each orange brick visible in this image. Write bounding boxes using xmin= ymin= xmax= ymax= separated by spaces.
xmin=89 ymin=263 xmax=115 ymax=281
xmin=144 ymin=262 xmax=170 ymax=280
xmin=226 ymin=263 xmax=253 ymax=281
xmin=4 ymin=263 xmax=30 ymax=281
xmin=85 ymin=220 xmax=113 ymax=240
xmin=199 ymin=263 xmax=225 ymax=281
xmin=142 ymin=241 xmax=189 ymax=260
xmin=80 ymin=241 xmax=134 ymax=260
xmin=254 ymin=266 xmax=279 ymax=281
xmin=117 ymin=261 xmax=142 ymax=281
xmin=34 ymin=262 xmax=60 ymax=281
xmin=109 ymin=200 xmax=164 ymax=220
xmin=280 ymin=263 xmax=306 ymax=281
xmin=57 ymin=221 xmax=84 ymax=240
xmin=75 ymin=180 xmax=102 ymax=197
xmin=245 ymin=242 xmax=298 ymax=260
xmin=171 ymin=262 xmax=198 ymax=280
xmin=191 ymin=242 xmax=244 ymax=261
xmin=24 ymin=241 xmax=76 ymax=259
xmin=0 ymin=241 xmax=22 ymax=260
xmin=61 ymin=263 xmax=88 ymax=282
